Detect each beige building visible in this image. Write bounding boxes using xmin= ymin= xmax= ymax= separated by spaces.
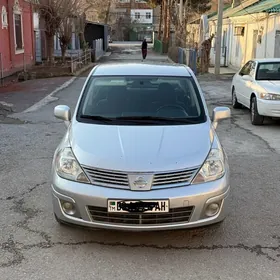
xmin=187 ymin=0 xmax=280 ymax=69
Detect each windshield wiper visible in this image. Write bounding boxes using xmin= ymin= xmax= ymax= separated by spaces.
xmin=79 ymin=115 xmax=115 ymax=122
xmin=115 ymin=116 xmax=197 ymax=124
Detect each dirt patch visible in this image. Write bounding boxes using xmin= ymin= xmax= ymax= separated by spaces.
xmin=18 ymin=65 xmax=72 ymax=80
xmin=0 ymin=115 xmax=26 ymax=124
xmin=197 ymin=73 xmax=233 ymax=81
xmin=0 ymin=103 xmax=14 ymax=118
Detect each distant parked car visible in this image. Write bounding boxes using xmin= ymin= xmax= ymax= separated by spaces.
xmin=108 ymin=36 xmax=113 ymax=43
xmin=52 ymin=63 xmax=231 ymax=231
xmin=144 ymin=36 xmax=152 ymax=43
xmin=231 ymin=58 xmax=280 ymax=125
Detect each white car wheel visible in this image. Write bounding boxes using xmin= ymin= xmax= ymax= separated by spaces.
xmin=251 ymin=96 xmax=264 ymax=125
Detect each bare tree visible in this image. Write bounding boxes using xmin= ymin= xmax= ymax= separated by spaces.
xmin=32 ymin=0 xmax=82 ymax=63
xmin=82 ymin=0 xmax=116 ymax=23
xmin=158 ymin=2 xmax=163 ymax=40
xmin=149 ymin=0 xmax=211 ymax=48
xmin=57 ymin=0 xmax=82 ymax=62
xmin=57 ymin=17 xmax=74 ymax=63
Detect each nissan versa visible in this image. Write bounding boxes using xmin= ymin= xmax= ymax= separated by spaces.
xmin=51 ymin=63 xmax=231 ymax=231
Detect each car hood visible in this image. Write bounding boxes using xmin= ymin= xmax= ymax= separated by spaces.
xmin=69 ymin=122 xmax=212 ymax=172
xmin=258 ymin=81 xmax=280 ymax=93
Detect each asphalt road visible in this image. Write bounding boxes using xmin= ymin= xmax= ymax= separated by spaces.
xmin=1 ymin=44 xmax=280 ymax=280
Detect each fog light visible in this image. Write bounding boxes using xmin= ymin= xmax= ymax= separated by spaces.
xmin=205 ymin=203 xmax=220 ymax=217
xmin=61 ymin=201 xmax=75 ymax=215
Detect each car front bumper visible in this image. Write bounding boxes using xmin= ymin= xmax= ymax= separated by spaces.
xmin=52 ymin=171 xmax=230 ymax=231
xmin=257 ymin=99 xmax=280 ymax=117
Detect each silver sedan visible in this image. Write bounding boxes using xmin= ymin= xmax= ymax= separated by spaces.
xmin=51 ymin=63 xmax=231 ymax=231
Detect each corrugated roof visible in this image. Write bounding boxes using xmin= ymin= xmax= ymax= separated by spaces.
xmin=209 ymin=0 xmax=260 ymax=20
xmin=189 ymin=4 xmax=231 ymax=23
xmin=232 ymin=0 xmax=280 ymax=16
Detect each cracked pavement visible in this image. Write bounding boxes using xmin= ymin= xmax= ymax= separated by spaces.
xmin=1 ymin=44 xmax=280 ymax=279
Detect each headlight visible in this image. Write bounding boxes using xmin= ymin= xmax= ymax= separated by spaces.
xmin=192 ymin=149 xmax=225 ymax=184
xmin=260 ymin=93 xmax=280 ymax=100
xmin=55 ymin=147 xmax=90 ymax=183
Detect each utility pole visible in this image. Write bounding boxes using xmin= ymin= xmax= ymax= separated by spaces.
xmin=214 ymin=0 xmax=224 ymax=75
xmin=179 ymin=0 xmax=183 ymax=24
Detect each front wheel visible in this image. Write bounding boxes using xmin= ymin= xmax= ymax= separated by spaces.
xmin=251 ymin=96 xmax=264 ymax=125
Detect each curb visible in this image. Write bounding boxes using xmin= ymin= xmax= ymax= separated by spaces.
xmin=167 ymin=57 xmax=176 ymax=64
xmin=23 ymin=77 xmax=77 ymax=113
xmin=22 ymin=63 xmax=97 ymax=114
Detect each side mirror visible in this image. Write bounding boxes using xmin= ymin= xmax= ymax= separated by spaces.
xmin=54 ymin=105 xmax=71 ymax=122
xmin=242 ymin=75 xmax=252 ymax=81
xmin=212 ymin=107 xmax=231 ymax=129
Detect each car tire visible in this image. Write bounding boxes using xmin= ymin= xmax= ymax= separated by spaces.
xmin=251 ymin=96 xmax=264 ymax=125
xmin=232 ymin=87 xmax=242 ymax=109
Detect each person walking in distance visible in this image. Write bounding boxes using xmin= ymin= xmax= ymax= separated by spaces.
xmin=141 ymin=38 xmax=147 ymax=61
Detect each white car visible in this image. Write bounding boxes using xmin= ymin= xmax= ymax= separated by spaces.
xmin=231 ymin=58 xmax=280 ymax=125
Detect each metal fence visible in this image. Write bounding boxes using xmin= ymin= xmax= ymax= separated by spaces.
xmin=70 ymin=49 xmax=92 ymax=74
xmin=54 ymin=49 xmax=83 ymax=58
xmin=92 ymin=38 xmax=104 ymax=61
xmin=178 ymin=47 xmax=197 ymax=75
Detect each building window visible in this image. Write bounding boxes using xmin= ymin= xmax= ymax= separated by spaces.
xmin=14 ymin=14 xmax=23 ymax=51
xmin=146 ymin=12 xmax=151 ymax=19
xmin=135 ymin=12 xmax=140 ymax=19
xmin=13 ymin=1 xmax=24 ymax=53
xmin=1 ymin=6 xmax=8 ymax=29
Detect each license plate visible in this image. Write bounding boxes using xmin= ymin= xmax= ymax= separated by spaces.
xmin=107 ymin=200 xmax=169 ymax=213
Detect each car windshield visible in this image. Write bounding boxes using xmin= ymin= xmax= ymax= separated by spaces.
xmin=76 ymin=75 xmax=206 ymax=125
xmin=256 ymin=62 xmax=280 ymax=80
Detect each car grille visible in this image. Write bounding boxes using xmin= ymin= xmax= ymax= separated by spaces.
xmin=152 ymin=168 xmax=198 ymax=189
xmin=87 ymin=206 xmax=194 ymax=225
xmin=82 ymin=166 xmax=199 ymax=190
xmin=82 ymin=166 xmax=130 ymax=189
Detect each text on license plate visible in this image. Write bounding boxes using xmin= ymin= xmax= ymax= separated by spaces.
xmin=107 ymin=200 xmax=169 ymax=213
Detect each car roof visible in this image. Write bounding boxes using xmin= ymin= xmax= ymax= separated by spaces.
xmin=252 ymin=58 xmax=280 ymax=63
xmin=91 ymin=63 xmax=192 ymax=77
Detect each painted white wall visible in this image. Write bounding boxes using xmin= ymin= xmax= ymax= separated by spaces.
xmin=131 ymin=9 xmax=153 ymax=24
xmin=233 ymin=14 xmax=280 ymax=67
xmin=208 ymin=13 xmax=280 ymax=69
